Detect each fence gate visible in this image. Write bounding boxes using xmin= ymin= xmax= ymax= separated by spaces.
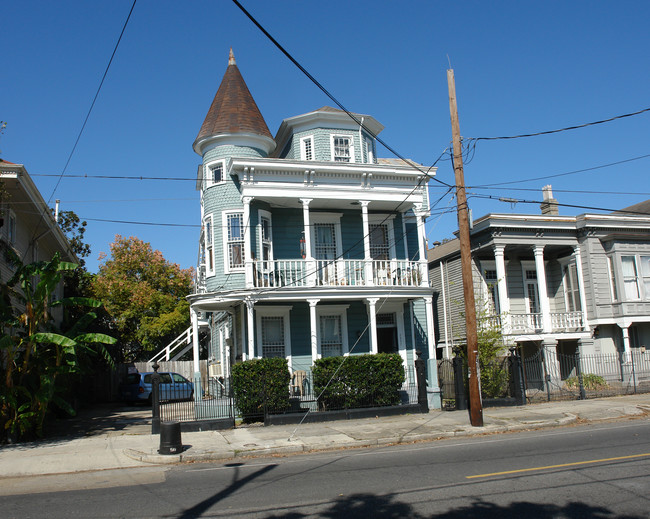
xmin=437 ymin=359 xmax=456 ymax=410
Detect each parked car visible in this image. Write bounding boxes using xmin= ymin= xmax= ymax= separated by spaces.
xmin=120 ymin=372 xmax=194 ymax=405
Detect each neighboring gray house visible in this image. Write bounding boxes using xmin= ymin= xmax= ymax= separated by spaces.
xmin=0 ymin=159 xmax=78 ymax=327
xmin=429 ymin=187 xmax=650 ymax=370
xmin=165 ymin=51 xmax=439 ymax=406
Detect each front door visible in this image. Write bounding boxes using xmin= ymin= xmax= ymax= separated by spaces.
xmin=377 ymin=313 xmax=398 ymax=354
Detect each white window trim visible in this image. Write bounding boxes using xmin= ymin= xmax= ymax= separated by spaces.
xmin=310 ymin=213 xmax=343 ymax=258
xmin=520 ymin=260 xmax=540 ymax=314
xmin=606 ymin=255 xmax=618 ymax=302
xmin=560 ymin=261 xmax=581 ymax=312
xmin=316 ymin=305 xmax=350 ymax=357
xmin=621 ymin=255 xmax=641 ymax=301
xmin=330 ymin=134 xmax=355 ymax=163
xmin=300 ymin=135 xmax=315 ymax=161
xmin=479 ymin=260 xmax=500 ymax=314
xmin=255 ymin=306 xmax=292 ymax=360
xmin=204 ymin=214 xmax=215 ymax=277
xmin=222 ymin=209 xmax=245 ymax=274
xmin=205 ymin=159 xmax=226 ymax=188
xmin=258 ymin=209 xmax=273 ymax=265
xmin=367 ymin=214 xmax=396 ymax=260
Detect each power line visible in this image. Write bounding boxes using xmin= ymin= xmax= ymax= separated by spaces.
xmin=46 ymin=0 xmax=138 ymax=203
xmin=471 ymin=106 xmax=650 ymax=142
xmin=230 ymin=0 xmax=452 ymax=188
xmin=469 ymin=153 xmax=650 ymax=188
xmin=469 ymin=186 xmax=650 ymax=196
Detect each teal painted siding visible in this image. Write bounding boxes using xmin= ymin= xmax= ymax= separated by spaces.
xmin=340 ymin=211 xmax=364 ymax=259
xmin=405 ymin=221 xmax=419 ymax=260
xmin=269 ymin=208 xmax=304 ymax=259
xmin=289 ymin=303 xmax=311 ymax=358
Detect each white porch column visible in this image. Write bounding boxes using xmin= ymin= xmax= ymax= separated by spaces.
xmin=423 ymin=296 xmax=436 ymax=360
xmin=308 ymin=299 xmax=320 ymax=362
xmin=493 ymin=244 xmax=510 ymax=334
xmin=367 ymin=298 xmax=379 ymax=354
xmin=360 ymin=201 xmax=373 ymax=286
xmin=190 ymin=307 xmax=202 ymax=401
xmin=246 ymin=298 xmax=255 ymax=359
xmin=621 ymin=324 xmax=632 ymax=357
xmin=534 ymin=244 xmax=551 ymax=332
xmin=573 ymin=245 xmax=590 ymax=332
xmin=415 ymin=204 xmax=428 ymax=286
xmin=239 ymin=304 xmax=246 ymax=361
xmin=243 ymin=196 xmax=253 ymax=288
xmin=301 ymin=198 xmax=315 ymax=286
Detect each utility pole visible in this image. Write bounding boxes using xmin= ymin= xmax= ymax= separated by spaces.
xmin=447 ymin=69 xmax=483 ymax=426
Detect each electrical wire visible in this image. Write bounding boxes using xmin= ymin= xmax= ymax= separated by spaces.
xmin=471 ymin=107 xmax=650 ymax=142
xmin=230 ymin=0 xmax=452 ymax=188
xmin=46 ymin=0 xmax=137 ymax=203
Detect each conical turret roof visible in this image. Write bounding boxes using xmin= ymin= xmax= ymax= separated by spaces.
xmin=193 ymin=50 xmax=274 ymax=154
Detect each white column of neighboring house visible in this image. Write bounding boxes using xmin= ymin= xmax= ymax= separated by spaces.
xmin=572 ymin=245 xmax=590 ymax=332
xmin=415 ymin=204 xmax=428 ymax=286
xmin=243 ymin=196 xmax=253 ymax=288
xmin=308 ymin=299 xmax=319 ymax=362
xmin=301 ymin=198 xmax=314 ymax=285
xmin=493 ymin=244 xmax=510 ymax=334
xmin=367 ymin=297 xmax=379 ymax=354
xmin=190 ymin=306 xmax=201 ymax=400
xmin=360 ymin=201 xmax=373 ymax=286
xmin=246 ymin=298 xmax=255 ymax=359
xmin=424 ymin=296 xmax=436 ymax=360
xmin=621 ymin=324 xmax=632 ymax=359
xmin=534 ymin=244 xmax=552 ymax=332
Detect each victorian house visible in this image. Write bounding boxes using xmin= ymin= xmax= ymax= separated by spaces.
xmin=183 ymin=51 xmax=439 ymax=403
xmin=429 ymin=187 xmax=650 ymax=382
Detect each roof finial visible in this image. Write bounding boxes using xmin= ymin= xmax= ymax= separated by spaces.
xmin=228 ymin=48 xmax=236 ymax=66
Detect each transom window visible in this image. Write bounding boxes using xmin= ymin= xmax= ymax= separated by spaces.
xmin=227 ymin=213 xmax=245 ymax=269
xmin=333 ymin=136 xmax=351 ymax=162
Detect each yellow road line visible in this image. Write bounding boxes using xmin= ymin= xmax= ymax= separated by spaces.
xmin=466 ymin=453 xmax=650 ymax=479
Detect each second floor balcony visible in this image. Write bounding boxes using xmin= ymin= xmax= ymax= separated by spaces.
xmin=252 ymin=258 xmax=426 ymax=289
xmin=481 ymin=311 xmax=586 ymax=335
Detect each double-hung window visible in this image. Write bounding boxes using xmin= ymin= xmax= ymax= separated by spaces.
xmin=300 ymin=136 xmax=314 ymax=161
xmin=621 ymin=256 xmax=640 ymax=300
xmin=204 ymin=216 xmax=214 ymax=276
xmin=320 ymin=315 xmax=343 ymax=358
xmin=607 ymin=256 xmax=618 ymax=302
xmin=641 ymin=256 xmax=650 ymax=298
xmin=205 ymin=160 xmax=225 ymax=188
xmin=332 ymin=135 xmax=354 ymax=162
xmin=226 ymin=212 xmax=245 ymax=271
xmin=484 ymin=269 xmax=500 ymax=314
xmin=563 ymin=263 xmax=582 ymax=312
xmin=369 ymin=224 xmax=389 ymax=260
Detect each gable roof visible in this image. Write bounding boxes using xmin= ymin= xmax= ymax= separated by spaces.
xmin=614 ymin=199 xmax=650 ymax=216
xmin=193 ymin=50 xmax=273 ymax=154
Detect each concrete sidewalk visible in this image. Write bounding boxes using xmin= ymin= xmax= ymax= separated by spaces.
xmin=1 ymin=394 xmax=649 ymax=478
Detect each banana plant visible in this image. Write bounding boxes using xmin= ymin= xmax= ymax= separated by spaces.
xmin=1 ymin=252 xmax=115 ymax=441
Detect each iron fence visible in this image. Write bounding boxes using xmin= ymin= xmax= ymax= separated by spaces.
xmin=154 ymin=366 xmax=421 ymax=428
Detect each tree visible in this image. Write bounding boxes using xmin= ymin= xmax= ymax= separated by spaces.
xmin=0 ymin=252 xmax=115 ymax=441
xmin=92 ymin=235 xmax=193 ymax=361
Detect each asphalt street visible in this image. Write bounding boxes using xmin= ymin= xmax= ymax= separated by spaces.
xmin=3 ymin=419 xmax=650 ymax=518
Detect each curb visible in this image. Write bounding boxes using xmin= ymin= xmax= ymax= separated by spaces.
xmin=123 ymin=413 xmax=582 ymax=465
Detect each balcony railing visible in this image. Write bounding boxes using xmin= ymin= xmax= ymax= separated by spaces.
xmin=251 ymin=259 xmax=424 ymax=289
xmin=482 ymin=311 xmax=586 ymax=334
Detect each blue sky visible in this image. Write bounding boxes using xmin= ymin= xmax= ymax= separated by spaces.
xmin=3 ymin=1 xmax=649 ymax=273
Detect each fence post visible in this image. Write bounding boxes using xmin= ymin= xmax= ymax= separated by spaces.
xmin=575 ymin=352 xmax=586 ymax=400
xmin=630 ymin=349 xmax=638 ymax=394
xmin=452 ymin=346 xmax=468 ymax=411
xmin=509 ymin=347 xmax=526 ymax=406
xmin=415 ymin=350 xmax=429 ymax=413
xmin=151 ymin=361 xmax=161 ymax=434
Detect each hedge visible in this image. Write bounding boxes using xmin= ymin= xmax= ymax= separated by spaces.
xmin=232 ymin=357 xmax=291 ymax=422
xmin=312 ymin=353 xmax=405 ymax=410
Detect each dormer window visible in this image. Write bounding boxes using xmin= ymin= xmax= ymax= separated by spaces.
xmin=205 ymin=159 xmax=225 ymax=188
xmin=332 ymin=135 xmax=354 ymax=163
xmin=300 ymin=136 xmax=314 ymax=161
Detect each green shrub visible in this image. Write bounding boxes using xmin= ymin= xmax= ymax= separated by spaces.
xmin=312 ymin=353 xmax=405 ymax=410
xmin=565 ymin=373 xmax=608 ymax=390
xmin=232 ymin=357 xmax=291 ymax=422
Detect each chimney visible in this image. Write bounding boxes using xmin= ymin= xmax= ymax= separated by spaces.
xmin=540 ymin=185 xmax=559 ymax=215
